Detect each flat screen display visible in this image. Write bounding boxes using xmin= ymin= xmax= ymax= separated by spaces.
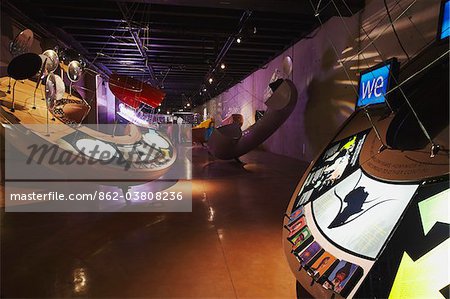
xmin=311 ymin=169 xmax=418 ymax=259
xmin=356 ymin=62 xmax=393 ymax=108
xmin=439 ymin=0 xmax=450 ymax=39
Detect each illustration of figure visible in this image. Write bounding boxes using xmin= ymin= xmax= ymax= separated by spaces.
xmin=292 ymin=232 xmax=305 ymax=244
xmin=313 ymin=136 xmax=357 ymax=190
xmin=330 ymin=262 xmax=353 ymax=292
xmin=322 ymin=137 xmax=356 ymax=186
xmin=326 ymin=168 xmax=399 ymax=229
xmin=310 ymin=256 xmax=331 ymax=278
xmin=328 ymin=186 xmax=369 ymax=228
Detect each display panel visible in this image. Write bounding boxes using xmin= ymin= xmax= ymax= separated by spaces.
xmin=439 ymin=0 xmax=450 ymax=39
xmin=312 ymin=169 xmax=418 ymax=259
xmin=307 ymin=251 xmax=338 ymax=279
xmin=287 ymin=206 xmax=304 ymax=225
xmin=356 ymin=59 xmax=398 ymax=108
xmin=294 ymin=130 xmax=369 ymax=208
xmin=289 ymin=226 xmax=312 ymax=246
xmin=287 ymin=216 xmax=307 ymax=237
xmin=297 ymin=241 xmax=323 ymax=267
xmin=323 ymin=261 xmax=362 ymax=295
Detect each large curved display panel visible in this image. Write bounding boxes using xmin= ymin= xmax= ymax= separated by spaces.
xmin=283 ymin=29 xmax=449 ymax=299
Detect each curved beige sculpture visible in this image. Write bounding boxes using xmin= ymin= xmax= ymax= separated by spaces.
xmin=207 ymin=79 xmax=298 ymax=160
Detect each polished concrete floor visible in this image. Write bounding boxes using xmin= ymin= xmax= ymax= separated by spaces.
xmin=0 ymin=146 xmax=308 ymax=298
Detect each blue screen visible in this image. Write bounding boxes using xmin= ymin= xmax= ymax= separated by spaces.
xmin=441 ymin=0 xmax=450 ymax=39
xmin=357 ymin=64 xmax=391 ymax=107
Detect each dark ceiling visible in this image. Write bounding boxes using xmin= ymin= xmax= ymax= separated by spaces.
xmin=2 ymin=0 xmax=364 ymax=110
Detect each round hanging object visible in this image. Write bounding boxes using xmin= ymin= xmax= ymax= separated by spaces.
xmin=282 ymin=56 xmax=293 ymax=77
xmin=7 ymin=52 xmax=42 ymax=80
xmin=9 ymin=29 xmax=34 ymax=57
xmin=46 ymin=73 xmax=65 ymax=109
xmin=54 ymin=74 xmax=65 ymax=100
xmin=67 ymin=60 xmax=83 ymax=82
xmin=59 ymin=48 xmax=80 ymax=66
xmin=42 ymin=49 xmax=60 ymax=73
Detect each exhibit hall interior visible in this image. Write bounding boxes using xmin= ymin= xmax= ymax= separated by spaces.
xmin=0 ymin=0 xmax=448 ymax=298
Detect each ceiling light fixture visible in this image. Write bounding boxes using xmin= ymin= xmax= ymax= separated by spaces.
xmin=208 ymin=78 xmax=213 ymax=84
xmin=220 ymin=63 xmax=226 ymax=69
xmin=236 ymin=37 xmax=242 ymax=44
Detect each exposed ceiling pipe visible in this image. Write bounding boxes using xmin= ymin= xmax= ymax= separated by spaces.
xmin=201 ymin=10 xmax=252 ymax=100
xmin=116 ymin=1 xmax=158 ymax=86
xmin=211 ymin=10 xmax=252 ymax=76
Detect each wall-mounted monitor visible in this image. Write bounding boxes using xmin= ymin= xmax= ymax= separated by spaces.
xmin=438 ymin=0 xmax=450 ymax=40
xmin=356 ymin=58 xmax=399 ymax=109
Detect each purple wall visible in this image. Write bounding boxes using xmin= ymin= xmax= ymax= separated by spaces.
xmin=196 ymin=0 xmax=442 ymax=162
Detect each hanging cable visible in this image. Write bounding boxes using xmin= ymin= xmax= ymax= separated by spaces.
xmin=339 ymin=0 xmax=417 ymax=65
xmin=393 ymin=0 xmax=428 ymax=46
xmin=309 ymin=0 xmax=359 ymax=97
xmin=338 ymin=0 xmax=439 ymax=155
xmin=383 ymin=0 xmax=410 ymax=60
xmin=331 ymin=0 xmax=395 ymax=112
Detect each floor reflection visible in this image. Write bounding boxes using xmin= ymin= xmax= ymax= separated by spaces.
xmin=1 ymin=145 xmax=308 ymax=298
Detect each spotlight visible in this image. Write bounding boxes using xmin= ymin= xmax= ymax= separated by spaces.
xmin=202 ymin=87 xmax=207 ymax=92
xmin=220 ymin=63 xmax=226 ymax=70
xmin=208 ymin=78 xmax=213 ymax=84
xmin=236 ymin=37 xmax=242 ymax=44
xmin=167 ymin=111 xmax=170 ymax=115
xmin=187 ymin=103 xmax=190 ymax=107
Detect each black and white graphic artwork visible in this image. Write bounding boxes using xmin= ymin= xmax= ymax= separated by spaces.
xmin=312 ymin=169 xmax=418 ymax=259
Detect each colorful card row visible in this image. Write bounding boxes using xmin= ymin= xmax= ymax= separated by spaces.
xmin=285 ymin=206 xmax=363 ymax=298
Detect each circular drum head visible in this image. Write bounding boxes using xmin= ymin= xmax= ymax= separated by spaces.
xmin=45 ymin=73 xmax=57 ymax=109
xmin=42 ymin=49 xmax=60 ymax=73
xmin=68 ymin=60 xmax=83 ymax=82
xmin=282 ymin=56 xmax=293 ymax=77
xmin=45 ymin=73 xmax=65 ymax=109
xmin=7 ymin=53 xmax=42 ymax=80
xmin=9 ymin=29 xmax=34 ymax=57
xmin=54 ymin=74 xmax=65 ymax=100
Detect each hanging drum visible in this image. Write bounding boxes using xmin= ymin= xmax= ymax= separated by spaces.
xmin=109 ymin=74 xmax=166 ymax=109
xmin=45 ymin=73 xmax=65 ymax=110
xmin=59 ymin=48 xmax=80 ymax=66
xmin=42 ymin=49 xmax=60 ymax=73
xmin=282 ymin=56 xmax=293 ymax=78
xmin=7 ymin=53 xmax=42 ymax=80
xmin=67 ymin=60 xmax=83 ymax=82
xmin=9 ymin=29 xmax=34 ymax=57
xmin=59 ymin=48 xmax=86 ymax=72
